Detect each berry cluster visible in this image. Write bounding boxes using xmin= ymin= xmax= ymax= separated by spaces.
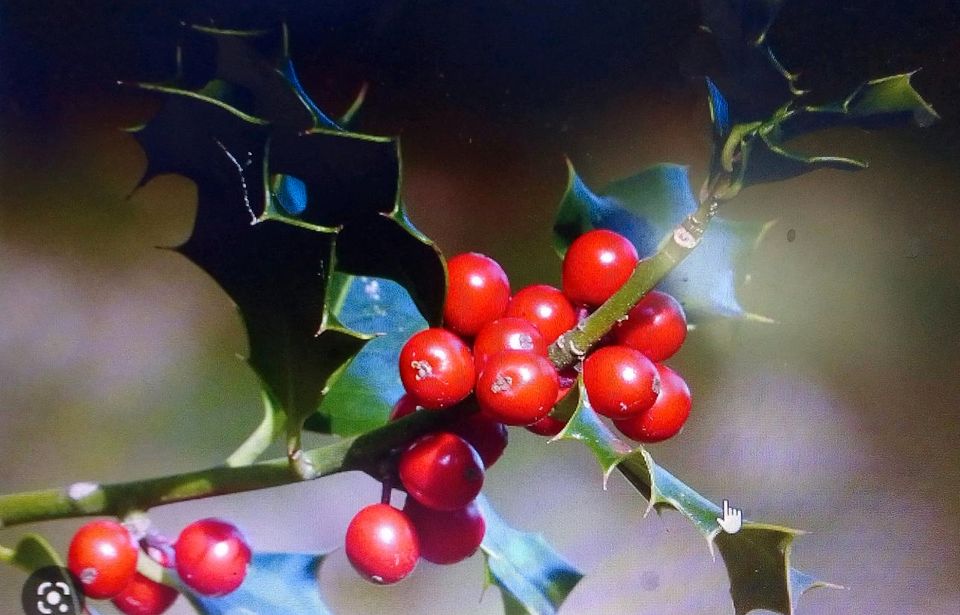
xmin=66 ymin=517 xmax=251 ymax=614
xmin=343 ymin=231 xmax=693 ymax=585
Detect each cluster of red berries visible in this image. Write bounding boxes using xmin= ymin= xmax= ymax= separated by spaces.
xmin=343 ymin=229 xmax=693 ymax=585
xmin=66 ymin=516 xmax=250 ymax=614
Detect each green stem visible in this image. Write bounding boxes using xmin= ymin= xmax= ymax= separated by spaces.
xmin=548 ymin=197 xmax=719 ymax=369
xmin=0 ymin=193 xmax=720 ymax=531
xmin=225 ymin=390 xmax=286 ymax=467
xmin=0 ymin=409 xmax=448 ymax=528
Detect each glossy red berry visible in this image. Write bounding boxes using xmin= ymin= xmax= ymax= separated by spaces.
xmin=111 ymin=573 xmax=179 ymax=615
xmin=345 ymin=504 xmax=419 ymax=584
xmin=476 ymin=350 xmax=559 ymax=425
xmin=174 ymin=518 xmax=251 ymax=596
xmin=525 ymin=414 xmax=567 ymax=437
xmin=612 ymin=290 xmax=687 ymax=362
xmin=504 ymin=285 xmax=576 ymax=344
xmin=562 ymin=229 xmax=639 ymax=307
xmin=615 ymin=363 xmax=691 ymax=442
xmin=583 ymin=346 xmax=660 ymax=419
xmin=403 ymin=498 xmax=485 ymax=565
xmin=389 ymin=394 xmax=422 ymax=421
xmin=399 ymin=328 xmax=475 ymax=409
xmin=389 ymin=396 xmax=508 ymax=469
xmin=399 ymin=432 xmax=484 ymax=511
xmin=443 ymin=252 xmax=511 ymax=337
xmin=451 ymin=412 xmax=509 ymax=469
xmin=67 ymin=519 xmax=139 ymax=599
xmin=473 ymin=317 xmax=547 ymax=370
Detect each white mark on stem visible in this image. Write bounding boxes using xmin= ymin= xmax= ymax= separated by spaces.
xmin=673 ymin=227 xmax=700 ymax=249
xmin=68 ymin=482 xmax=100 ymax=501
xmin=652 ymin=373 xmax=662 ymax=396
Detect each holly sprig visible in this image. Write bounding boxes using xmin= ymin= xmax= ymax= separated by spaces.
xmin=0 ymin=8 xmax=937 ymax=615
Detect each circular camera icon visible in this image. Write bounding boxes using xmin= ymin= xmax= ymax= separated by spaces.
xmin=21 ymin=566 xmax=84 ymax=615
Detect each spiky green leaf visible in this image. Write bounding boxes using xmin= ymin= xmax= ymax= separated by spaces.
xmin=553 ymin=382 xmax=836 ymax=615
xmin=477 ymin=495 xmax=583 ymax=615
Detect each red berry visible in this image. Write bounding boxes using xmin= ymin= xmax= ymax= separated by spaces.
xmin=399 ymin=328 xmax=475 ymax=409
xmin=399 ymin=433 xmax=484 ymax=511
xmin=389 ymin=396 xmax=508 ymax=469
xmin=111 ymin=573 xmax=179 ymax=615
xmin=473 ymin=317 xmax=547 ymax=370
xmin=476 ymin=350 xmax=559 ymax=425
xmin=389 ymin=394 xmax=422 ymax=421
xmin=525 ymin=414 xmax=567 ymax=436
xmin=504 ymin=285 xmax=576 ymax=344
xmin=562 ymin=229 xmax=639 ymax=307
xmin=443 ymin=252 xmax=511 ymax=336
xmin=451 ymin=412 xmax=509 ymax=469
xmin=403 ymin=498 xmax=485 ymax=565
xmin=174 ymin=518 xmax=251 ymax=596
xmin=345 ymin=504 xmax=419 ymax=584
xmin=583 ymin=346 xmax=660 ymax=419
xmin=612 ymin=290 xmax=687 ymax=362
xmin=67 ymin=519 xmax=139 ymax=599
xmin=615 ymin=364 xmax=691 ymax=442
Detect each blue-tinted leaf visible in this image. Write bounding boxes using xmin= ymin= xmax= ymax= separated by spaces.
xmin=477 ymin=495 xmax=583 ymax=615
xmin=553 ymin=163 xmax=768 ymax=320
xmin=307 ymin=274 xmax=427 ymax=436
xmin=185 ymin=552 xmax=331 ymax=615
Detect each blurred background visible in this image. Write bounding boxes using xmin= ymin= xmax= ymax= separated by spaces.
xmin=1 ymin=1 xmax=958 ymax=613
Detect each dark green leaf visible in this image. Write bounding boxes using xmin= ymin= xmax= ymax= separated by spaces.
xmin=184 ymin=552 xmax=331 ymax=615
xmin=477 ymin=495 xmax=583 ymax=615
xmin=131 ymin=26 xmax=445 ymax=448
xmin=0 ymin=534 xmax=63 ymax=572
xmin=307 ymin=274 xmax=427 ymax=436
xmin=699 ymin=0 xmax=800 ymax=122
xmin=720 ymin=73 xmax=937 ymax=194
xmin=553 ymin=163 xmax=769 ymax=320
xmin=554 ymin=385 xmax=835 ymax=615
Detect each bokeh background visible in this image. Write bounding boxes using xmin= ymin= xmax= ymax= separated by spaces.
xmin=1 ymin=1 xmax=958 ymax=613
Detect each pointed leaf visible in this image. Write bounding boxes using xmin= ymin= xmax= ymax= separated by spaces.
xmin=132 ymin=25 xmax=446 ymax=445
xmin=721 ymin=73 xmax=937 ymax=193
xmin=477 ymin=495 xmax=583 ymax=615
xmin=184 ymin=552 xmax=332 ymax=615
xmin=555 ymin=394 xmax=835 ymax=615
xmin=307 ymin=274 xmax=428 ymax=435
xmin=553 ymin=163 xmax=767 ymax=319
xmin=699 ymin=0 xmax=799 ymax=122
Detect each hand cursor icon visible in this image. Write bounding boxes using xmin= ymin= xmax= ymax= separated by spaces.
xmin=717 ymin=500 xmax=742 ymax=534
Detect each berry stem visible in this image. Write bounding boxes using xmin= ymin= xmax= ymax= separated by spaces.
xmin=0 ymin=409 xmax=450 ymax=529
xmin=548 ymin=196 xmax=719 ymax=369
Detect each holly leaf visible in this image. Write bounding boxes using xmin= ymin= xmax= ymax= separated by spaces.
xmin=552 ymin=382 xmax=837 ymax=615
xmin=0 ymin=534 xmax=63 ymax=572
xmin=698 ymin=0 xmax=800 ymax=123
xmin=715 ymin=73 xmax=938 ymax=196
xmin=477 ymin=494 xmax=583 ymax=615
xmin=307 ymin=274 xmax=428 ymax=436
xmin=130 ymin=26 xmax=444 ymax=455
xmin=554 ymin=161 xmax=769 ymax=320
xmin=184 ymin=552 xmax=332 ymax=615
